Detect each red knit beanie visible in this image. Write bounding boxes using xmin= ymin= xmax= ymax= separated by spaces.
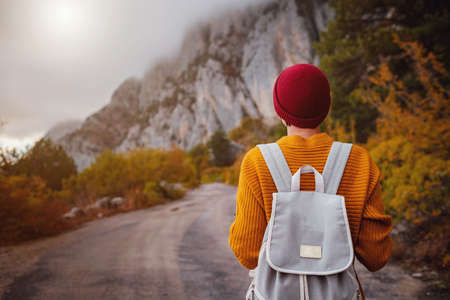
xmin=273 ymin=64 xmax=331 ymax=128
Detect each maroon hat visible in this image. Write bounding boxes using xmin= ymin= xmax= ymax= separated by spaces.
xmin=273 ymin=64 xmax=331 ymax=128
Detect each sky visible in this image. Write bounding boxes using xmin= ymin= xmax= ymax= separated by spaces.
xmin=0 ymin=0 xmax=262 ymax=149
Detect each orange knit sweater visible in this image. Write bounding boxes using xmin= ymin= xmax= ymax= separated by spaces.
xmin=228 ymin=133 xmax=392 ymax=272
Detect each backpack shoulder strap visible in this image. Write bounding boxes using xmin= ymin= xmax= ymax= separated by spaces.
xmin=256 ymin=143 xmax=292 ymax=192
xmin=322 ymin=141 xmax=353 ymax=195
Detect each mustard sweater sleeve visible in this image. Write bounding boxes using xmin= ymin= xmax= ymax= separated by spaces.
xmin=355 ymin=158 xmax=393 ymax=272
xmin=229 ymin=149 xmax=266 ymax=270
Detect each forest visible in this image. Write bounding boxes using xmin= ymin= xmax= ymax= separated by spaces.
xmin=1 ymin=0 xmax=449 ymax=294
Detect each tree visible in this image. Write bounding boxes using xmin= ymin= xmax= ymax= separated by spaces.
xmin=207 ymin=130 xmax=234 ymax=167
xmin=0 ymin=147 xmax=23 ymax=175
xmin=362 ymin=34 xmax=450 ymax=160
xmin=314 ymin=0 xmax=450 ymax=142
xmin=11 ymin=138 xmax=77 ymax=190
xmin=360 ymin=36 xmax=449 ymax=269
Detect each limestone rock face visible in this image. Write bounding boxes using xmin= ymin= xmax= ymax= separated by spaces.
xmin=53 ymin=0 xmax=333 ymax=170
xmin=58 ymin=78 xmax=142 ymax=169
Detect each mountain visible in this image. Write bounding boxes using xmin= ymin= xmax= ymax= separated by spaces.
xmin=54 ymin=0 xmax=334 ymax=171
xmin=45 ymin=120 xmax=83 ymax=142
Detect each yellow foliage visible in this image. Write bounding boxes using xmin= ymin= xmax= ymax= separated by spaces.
xmin=363 ymin=33 xmax=450 ymax=158
xmin=360 ymin=34 xmax=449 ymax=224
xmin=200 ymin=167 xmax=226 ymax=183
xmin=322 ymin=115 xmax=355 ymax=143
xmin=126 ymin=148 xmax=161 ymax=187
xmin=226 ymin=153 xmax=244 ymax=186
xmin=62 ymin=147 xmax=194 ymax=207
xmin=358 ymin=34 xmax=450 ymax=270
xmin=369 ymin=136 xmax=449 ymax=222
xmin=66 ymin=150 xmax=128 ymax=206
xmin=186 ymin=143 xmax=210 ymax=185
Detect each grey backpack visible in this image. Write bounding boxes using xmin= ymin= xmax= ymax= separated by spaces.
xmin=246 ymin=141 xmax=364 ymax=300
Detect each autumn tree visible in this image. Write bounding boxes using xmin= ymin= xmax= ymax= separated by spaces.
xmin=360 ymin=35 xmax=449 ymax=269
xmin=314 ymin=0 xmax=450 ymax=142
xmin=66 ymin=150 xmax=129 ymax=204
xmin=9 ymin=138 xmax=77 ymax=190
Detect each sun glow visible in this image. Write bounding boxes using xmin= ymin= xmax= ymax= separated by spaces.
xmin=52 ymin=3 xmax=82 ymax=31
xmin=37 ymin=1 xmax=91 ymax=45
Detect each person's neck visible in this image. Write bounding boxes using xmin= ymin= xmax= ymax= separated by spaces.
xmin=287 ymin=126 xmax=320 ymax=138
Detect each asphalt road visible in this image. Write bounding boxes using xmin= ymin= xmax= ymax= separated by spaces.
xmin=1 ymin=183 xmax=425 ymax=300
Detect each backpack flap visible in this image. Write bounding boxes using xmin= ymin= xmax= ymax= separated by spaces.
xmin=256 ymin=141 xmax=354 ymax=276
xmin=265 ymin=190 xmax=354 ymax=275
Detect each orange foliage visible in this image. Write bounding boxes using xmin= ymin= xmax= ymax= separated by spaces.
xmin=359 ymin=35 xmax=449 ymax=269
xmin=0 ymin=175 xmax=71 ymax=245
xmin=363 ymin=33 xmax=450 ymax=157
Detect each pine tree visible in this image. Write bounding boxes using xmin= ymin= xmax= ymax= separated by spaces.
xmin=207 ymin=130 xmax=234 ymax=167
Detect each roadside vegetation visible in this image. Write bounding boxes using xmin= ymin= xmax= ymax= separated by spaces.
xmin=0 ymin=117 xmax=284 ymax=246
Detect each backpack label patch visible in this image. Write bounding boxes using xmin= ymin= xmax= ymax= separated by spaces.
xmin=300 ymin=245 xmax=322 ymax=259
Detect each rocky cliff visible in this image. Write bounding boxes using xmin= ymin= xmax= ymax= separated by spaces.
xmin=52 ymin=0 xmax=333 ymax=170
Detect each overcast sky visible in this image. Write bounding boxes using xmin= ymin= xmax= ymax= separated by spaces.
xmin=0 ymin=0 xmax=262 ymax=149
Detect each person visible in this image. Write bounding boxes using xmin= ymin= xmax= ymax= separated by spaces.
xmin=228 ymin=63 xmax=392 ymax=273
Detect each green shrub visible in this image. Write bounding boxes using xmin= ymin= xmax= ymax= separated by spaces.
xmin=142 ymin=181 xmax=165 ymax=207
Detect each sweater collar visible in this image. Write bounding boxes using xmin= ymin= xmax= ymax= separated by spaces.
xmin=276 ymin=132 xmax=333 ymax=147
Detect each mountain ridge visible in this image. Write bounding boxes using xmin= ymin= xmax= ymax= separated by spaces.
xmin=51 ymin=0 xmax=333 ymax=170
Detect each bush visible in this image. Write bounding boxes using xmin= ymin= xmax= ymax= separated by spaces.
xmin=370 ymin=136 xmax=450 ymax=222
xmin=160 ymin=181 xmax=186 ymax=200
xmin=142 ymin=182 xmax=165 ymax=207
xmin=62 ymin=147 xmax=194 ymax=207
xmin=141 ymin=181 xmax=186 ymax=208
xmin=0 ymin=175 xmax=71 ymax=245
xmin=187 ymin=143 xmax=210 ymax=184
xmin=220 ymin=154 xmax=244 ymax=186
xmin=201 ymin=167 xmax=226 ymax=183
xmin=64 ymin=150 xmax=129 ymax=206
